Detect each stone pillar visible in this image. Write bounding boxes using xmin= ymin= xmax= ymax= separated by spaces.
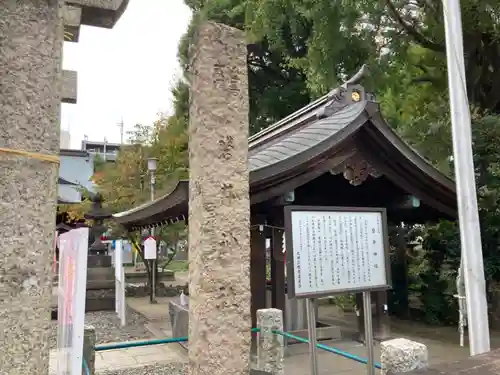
xmin=0 ymin=2 xmax=63 ymax=374
xmin=83 ymin=325 xmax=96 ymax=375
xmin=257 ymin=309 xmax=284 ymax=375
xmin=380 ymin=338 xmax=428 ymax=375
xmin=188 ymin=21 xmax=250 ymax=375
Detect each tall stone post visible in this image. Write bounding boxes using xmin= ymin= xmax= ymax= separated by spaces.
xmin=188 ymin=21 xmax=250 ymax=375
xmin=0 ymin=2 xmax=63 ymax=374
xmin=257 ymin=309 xmax=284 ymax=375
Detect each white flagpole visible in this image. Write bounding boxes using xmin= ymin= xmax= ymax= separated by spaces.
xmin=442 ymin=0 xmax=490 ymax=355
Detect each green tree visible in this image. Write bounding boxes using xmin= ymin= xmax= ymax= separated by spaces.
xmin=246 ymin=0 xmax=500 ymax=113
xmin=91 ymin=113 xmax=188 ymax=287
xmin=175 ymin=0 xmax=500 ymax=325
xmin=179 ymin=0 xmax=312 ymax=134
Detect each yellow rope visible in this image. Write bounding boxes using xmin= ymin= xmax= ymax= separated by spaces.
xmin=0 ymin=147 xmax=60 ymax=165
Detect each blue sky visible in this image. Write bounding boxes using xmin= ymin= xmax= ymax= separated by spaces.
xmin=61 ymin=0 xmax=192 ymax=148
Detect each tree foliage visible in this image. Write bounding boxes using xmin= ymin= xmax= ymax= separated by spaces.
xmin=174 ymin=0 xmax=500 ymax=325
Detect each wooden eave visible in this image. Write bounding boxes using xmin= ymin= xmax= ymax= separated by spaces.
xmin=113 ymin=181 xmax=188 ymax=231
xmin=113 ymin=92 xmax=456 ymax=230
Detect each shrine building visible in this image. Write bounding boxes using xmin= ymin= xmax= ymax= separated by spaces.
xmin=113 ymin=78 xmax=456 ymax=341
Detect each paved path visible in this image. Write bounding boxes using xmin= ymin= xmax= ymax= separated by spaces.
xmin=49 ymin=340 xmax=186 ymax=374
xmin=126 ymin=296 xmax=476 ymax=374
xmin=49 ymin=285 xmax=499 ymax=374
xmin=283 ymin=335 xmax=470 ymax=375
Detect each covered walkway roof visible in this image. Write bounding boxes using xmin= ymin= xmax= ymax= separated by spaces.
xmin=114 ymin=78 xmax=456 ymax=231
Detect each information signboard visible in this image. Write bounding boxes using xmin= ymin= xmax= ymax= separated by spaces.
xmin=114 ymin=240 xmax=126 ymax=326
xmin=56 ymin=227 xmax=89 ymax=375
xmin=144 ymin=236 xmax=157 ymax=260
xmin=284 ymin=206 xmax=391 ymax=299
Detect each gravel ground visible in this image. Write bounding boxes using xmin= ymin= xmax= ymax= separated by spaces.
xmin=99 ymin=363 xmax=187 ymax=375
xmin=50 ymin=310 xmax=153 ymax=349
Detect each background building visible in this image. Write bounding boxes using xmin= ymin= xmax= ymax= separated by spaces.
xmin=58 ymin=149 xmax=95 ymax=203
xmin=81 ymin=137 xmax=121 ymax=162
xmin=60 ymin=130 xmax=71 ymax=149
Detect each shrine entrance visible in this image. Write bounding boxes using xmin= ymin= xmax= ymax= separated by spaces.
xmin=113 ymin=73 xmax=456 ymax=342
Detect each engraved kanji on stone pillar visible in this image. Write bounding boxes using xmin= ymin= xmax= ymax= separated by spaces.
xmin=257 ymin=308 xmax=284 ymax=375
xmin=188 ymin=21 xmax=251 ymax=375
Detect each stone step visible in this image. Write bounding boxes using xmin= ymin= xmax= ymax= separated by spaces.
xmin=52 ymin=279 xmax=115 ymax=290
xmin=87 ymin=266 xmax=114 ymax=280
xmin=51 ymin=288 xmax=115 ymax=316
xmin=53 ymin=265 xmax=114 ymax=283
xmin=87 ymin=279 xmax=115 ymax=290
xmin=87 ymin=255 xmax=112 ymax=268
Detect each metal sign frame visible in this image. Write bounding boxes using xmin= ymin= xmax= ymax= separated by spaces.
xmin=284 ymin=205 xmax=392 ymax=299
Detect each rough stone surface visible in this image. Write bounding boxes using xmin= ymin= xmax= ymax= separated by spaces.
xmin=381 ymin=338 xmax=428 ymax=375
xmin=257 ymin=309 xmax=284 ymax=375
xmin=84 ymin=325 xmax=96 ymax=374
xmin=0 ymin=2 xmax=63 ymax=374
xmin=188 ymin=21 xmax=251 ymax=375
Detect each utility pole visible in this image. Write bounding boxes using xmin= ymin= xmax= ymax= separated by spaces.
xmin=117 ymin=117 xmax=124 ymax=145
xmin=442 ymin=0 xmax=490 ymax=355
xmin=103 ymin=137 xmax=107 ymax=162
xmin=147 ymin=157 xmax=158 ymax=304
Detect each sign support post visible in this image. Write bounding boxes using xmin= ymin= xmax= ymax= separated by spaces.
xmin=144 ymin=236 xmax=158 ymax=304
xmin=151 ymin=258 xmax=156 ymax=303
xmin=306 ymin=298 xmax=319 ymax=375
xmin=363 ymin=291 xmax=375 ymax=375
xmin=114 ymin=240 xmax=126 ymax=326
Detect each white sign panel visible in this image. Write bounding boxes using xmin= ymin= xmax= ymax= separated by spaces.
xmin=123 ymin=241 xmax=133 ymax=264
xmin=144 ymin=237 xmax=157 ymax=260
xmin=114 ymin=240 xmax=126 ymax=326
xmin=115 ymin=240 xmax=124 ymax=282
xmin=285 ymin=207 xmax=389 ymax=298
xmin=56 ymin=228 xmax=89 ymax=375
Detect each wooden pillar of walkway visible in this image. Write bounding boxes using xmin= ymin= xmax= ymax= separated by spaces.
xmin=251 ymin=225 xmax=267 ymax=328
xmin=269 ymin=209 xmax=286 ymax=331
xmin=270 ymin=228 xmax=286 ymax=311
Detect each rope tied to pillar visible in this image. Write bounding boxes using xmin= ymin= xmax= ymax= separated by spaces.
xmin=0 ymin=147 xmax=60 ymax=164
